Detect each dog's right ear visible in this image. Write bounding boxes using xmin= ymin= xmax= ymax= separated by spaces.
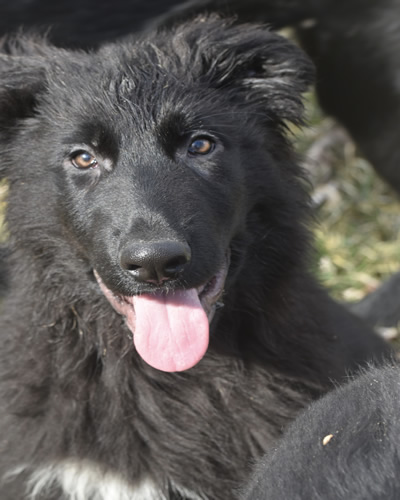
xmin=181 ymin=17 xmax=314 ymax=126
xmin=0 ymin=36 xmax=50 ymax=177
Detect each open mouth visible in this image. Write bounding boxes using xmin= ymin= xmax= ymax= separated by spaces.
xmin=94 ymin=252 xmax=230 ymax=373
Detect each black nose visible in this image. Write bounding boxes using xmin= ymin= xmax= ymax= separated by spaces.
xmin=120 ymin=240 xmax=191 ymax=284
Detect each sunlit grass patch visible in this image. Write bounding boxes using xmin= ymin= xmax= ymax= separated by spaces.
xmin=295 ymin=94 xmax=400 ymax=303
xmin=314 ymin=159 xmax=400 ymax=301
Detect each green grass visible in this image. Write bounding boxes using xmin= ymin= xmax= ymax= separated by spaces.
xmin=316 ymin=168 xmax=399 ymax=299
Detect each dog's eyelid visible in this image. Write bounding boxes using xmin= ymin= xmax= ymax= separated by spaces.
xmin=188 ymin=131 xmax=217 ymax=141
xmin=67 ymin=144 xmax=96 ymax=157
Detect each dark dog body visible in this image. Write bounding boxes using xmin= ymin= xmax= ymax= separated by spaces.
xmin=243 ymin=363 xmax=400 ymax=500
xmin=0 ymin=17 xmax=390 ymax=500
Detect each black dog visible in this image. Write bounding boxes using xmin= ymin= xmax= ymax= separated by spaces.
xmin=2 ymin=0 xmax=400 ymax=332
xmin=0 ymin=16 xmax=390 ymax=500
xmin=242 ymin=363 xmax=400 ymax=500
xmin=1 ymin=0 xmax=399 ymax=192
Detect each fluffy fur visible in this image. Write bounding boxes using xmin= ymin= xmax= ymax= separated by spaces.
xmin=242 ymin=363 xmax=400 ymax=500
xmin=10 ymin=462 xmax=159 ymax=500
xmin=0 ymin=16 xmax=390 ymax=499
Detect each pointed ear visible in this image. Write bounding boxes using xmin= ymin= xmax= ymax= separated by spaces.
xmin=188 ymin=17 xmax=315 ymax=124
xmin=0 ymin=35 xmax=50 ymax=123
xmin=0 ymin=36 xmax=51 ymax=177
xmin=0 ymin=54 xmax=46 ymax=122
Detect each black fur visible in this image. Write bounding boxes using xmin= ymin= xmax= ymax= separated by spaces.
xmin=350 ymin=271 xmax=400 ymax=329
xmin=242 ymin=363 xmax=400 ymax=500
xmin=0 ymin=17 xmax=390 ymax=499
xmin=0 ymin=246 xmax=8 ymax=298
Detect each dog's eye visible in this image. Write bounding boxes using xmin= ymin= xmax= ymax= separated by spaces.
xmin=71 ymin=151 xmax=98 ymax=169
xmin=188 ymin=138 xmax=215 ymax=156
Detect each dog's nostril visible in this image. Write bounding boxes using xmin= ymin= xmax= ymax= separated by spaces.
xmin=124 ymin=264 xmax=141 ymax=272
xmin=164 ymin=255 xmax=188 ymax=276
xmin=120 ymin=240 xmax=191 ymax=284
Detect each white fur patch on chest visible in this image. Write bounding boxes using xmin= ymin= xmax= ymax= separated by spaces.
xmin=25 ymin=460 xmax=165 ymax=500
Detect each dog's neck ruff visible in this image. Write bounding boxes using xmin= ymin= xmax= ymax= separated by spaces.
xmin=19 ymin=461 xmax=163 ymax=500
xmin=8 ymin=461 xmax=206 ymax=500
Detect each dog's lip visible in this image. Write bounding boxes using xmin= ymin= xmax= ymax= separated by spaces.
xmin=94 ymin=252 xmax=230 ymax=371
xmin=93 ymin=249 xmax=230 ymax=323
xmin=196 ymin=253 xmax=230 ymax=320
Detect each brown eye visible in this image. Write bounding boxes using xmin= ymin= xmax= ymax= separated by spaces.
xmin=188 ymin=138 xmax=215 ymax=156
xmin=71 ymin=151 xmax=98 ymax=169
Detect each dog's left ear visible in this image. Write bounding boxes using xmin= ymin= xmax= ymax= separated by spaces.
xmin=0 ymin=35 xmax=53 ymax=177
xmin=190 ymin=18 xmax=314 ymax=124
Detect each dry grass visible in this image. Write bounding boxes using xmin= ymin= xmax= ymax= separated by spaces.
xmin=293 ymin=93 xmax=400 ymax=303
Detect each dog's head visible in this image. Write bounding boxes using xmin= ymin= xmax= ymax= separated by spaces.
xmin=0 ymin=16 xmax=313 ymax=371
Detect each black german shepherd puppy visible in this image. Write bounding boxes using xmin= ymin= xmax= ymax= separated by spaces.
xmin=0 ymin=16 xmax=390 ymax=500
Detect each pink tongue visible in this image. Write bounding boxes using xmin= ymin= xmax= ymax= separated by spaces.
xmin=132 ymin=289 xmax=209 ymax=372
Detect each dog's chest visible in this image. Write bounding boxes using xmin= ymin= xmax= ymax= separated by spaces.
xmin=26 ymin=461 xmax=163 ymax=500
xmin=26 ymin=460 xmax=203 ymax=500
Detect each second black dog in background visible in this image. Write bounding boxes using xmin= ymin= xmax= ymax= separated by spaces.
xmin=242 ymin=363 xmax=400 ymax=500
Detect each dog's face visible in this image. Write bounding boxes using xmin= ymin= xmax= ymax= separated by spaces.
xmin=0 ymin=16 xmax=313 ymax=371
